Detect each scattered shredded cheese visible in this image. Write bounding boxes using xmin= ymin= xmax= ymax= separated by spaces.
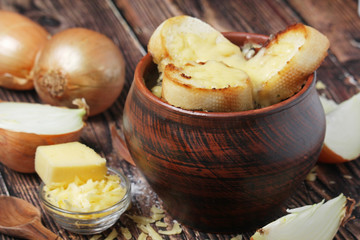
xmin=158 ymin=221 xmax=182 ymax=235
xmin=120 ymin=227 xmax=132 ymax=240
xmin=306 ymin=166 xmax=317 ymax=182
xmin=144 ymin=223 xmax=163 ymax=240
xmin=151 ymin=205 xmax=165 ymax=221
xmin=155 ymin=221 xmax=168 ymax=227
xmin=230 ymin=235 xmax=243 ymax=240
xmin=315 ymin=80 xmax=326 ymax=90
xmin=151 ymin=205 xmax=164 ymax=214
xmin=137 ymin=224 xmax=150 ymax=234
xmin=138 ymin=232 xmax=148 ymax=240
xmin=127 ymin=204 xmax=183 ymax=238
xmin=127 ymin=214 xmax=155 ymax=224
xmin=152 ymin=212 xmax=166 ymax=221
xmin=104 ymin=228 xmax=118 ymax=240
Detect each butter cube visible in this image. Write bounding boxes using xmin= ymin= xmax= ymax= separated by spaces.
xmin=35 ymin=142 xmax=107 ymax=185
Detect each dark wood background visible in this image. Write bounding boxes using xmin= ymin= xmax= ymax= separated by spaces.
xmin=0 ymin=0 xmax=359 ymax=239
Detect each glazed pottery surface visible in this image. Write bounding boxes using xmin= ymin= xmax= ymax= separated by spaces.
xmin=122 ymin=32 xmax=326 ymax=233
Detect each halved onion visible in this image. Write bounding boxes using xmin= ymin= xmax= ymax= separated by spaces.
xmin=0 ymin=101 xmax=86 ymax=173
xmin=0 ymin=11 xmax=49 ymax=90
xmin=33 ymin=28 xmax=125 ymax=116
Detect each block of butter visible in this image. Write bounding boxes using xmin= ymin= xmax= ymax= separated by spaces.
xmin=35 ymin=142 xmax=107 ymax=185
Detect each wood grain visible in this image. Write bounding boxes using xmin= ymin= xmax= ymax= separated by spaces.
xmin=0 ymin=0 xmax=359 ymax=239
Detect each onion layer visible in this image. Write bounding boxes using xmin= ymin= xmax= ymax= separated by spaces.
xmin=251 ymin=194 xmax=354 ymax=240
xmin=0 ymin=102 xmax=86 ymax=173
xmin=0 ymin=11 xmax=49 ymax=90
xmin=33 ymin=28 xmax=126 ymax=116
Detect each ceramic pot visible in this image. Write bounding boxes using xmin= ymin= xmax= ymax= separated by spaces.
xmin=122 ymin=32 xmax=325 ymax=233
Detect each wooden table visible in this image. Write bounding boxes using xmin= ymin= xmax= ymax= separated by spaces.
xmin=0 ymin=0 xmax=359 ymax=239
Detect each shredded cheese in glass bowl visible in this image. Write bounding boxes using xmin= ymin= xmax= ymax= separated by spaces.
xmin=39 ymin=167 xmax=131 ymax=235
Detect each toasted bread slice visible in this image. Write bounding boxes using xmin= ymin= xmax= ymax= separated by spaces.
xmin=243 ymin=23 xmax=330 ymax=107
xmin=162 ymin=61 xmax=254 ymax=112
xmin=148 ymin=15 xmax=245 ymax=73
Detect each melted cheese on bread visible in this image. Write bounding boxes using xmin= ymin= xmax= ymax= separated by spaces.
xmin=162 ymin=61 xmax=253 ymax=112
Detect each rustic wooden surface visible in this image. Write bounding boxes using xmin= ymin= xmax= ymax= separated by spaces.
xmin=0 ymin=0 xmax=359 ymax=239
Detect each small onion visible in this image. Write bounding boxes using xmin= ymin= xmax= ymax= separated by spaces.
xmin=33 ymin=28 xmax=126 ymax=116
xmin=0 ymin=101 xmax=86 ymax=173
xmin=0 ymin=11 xmax=49 ymax=90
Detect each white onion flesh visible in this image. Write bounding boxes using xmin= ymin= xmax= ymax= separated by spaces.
xmin=0 ymin=102 xmax=85 ymax=135
xmin=324 ymin=92 xmax=360 ymax=160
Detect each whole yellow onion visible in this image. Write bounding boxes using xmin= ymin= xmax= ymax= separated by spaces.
xmin=0 ymin=11 xmax=49 ymax=90
xmin=33 ymin=28 xmax=125 ymax=116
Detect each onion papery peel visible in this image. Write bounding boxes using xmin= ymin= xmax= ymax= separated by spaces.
xmin=251 ymin=194 xmax=355 ymax=240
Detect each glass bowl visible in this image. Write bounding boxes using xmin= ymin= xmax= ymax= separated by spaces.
xmin=38 ymin=167 xmax=131 ymax=235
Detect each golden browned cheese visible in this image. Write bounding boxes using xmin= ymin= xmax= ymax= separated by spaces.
xmin=148 ymin=15 xmax=245 ymax=73
xmin=241 ymin=23 xmax=330 ymax=107
xmin=162 ymin=61 xmax=253 ymax=112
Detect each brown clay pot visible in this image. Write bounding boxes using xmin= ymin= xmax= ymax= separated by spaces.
xmin=122 ymin=32 xmax=325 ymax=233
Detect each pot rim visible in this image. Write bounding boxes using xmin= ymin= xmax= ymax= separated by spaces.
xmin=134 ymin=32 xmax=316 ymax=118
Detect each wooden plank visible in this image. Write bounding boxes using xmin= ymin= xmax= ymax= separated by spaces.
xmin=287 ymin=0 xmax=360 ymax=63
xmin=115 ymin=0 xmax=358 ymax=103
xmin=0 ymin=0 xmax=359 ymax=239
xmin=115 ymin=0 xmax=301 ymax=46
xmin=287 ymin=0 xmax=360 ymax=95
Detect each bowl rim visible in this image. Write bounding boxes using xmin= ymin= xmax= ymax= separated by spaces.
xmin=38 ymin=167 xmax=131 ymax=217
xmin=133 ymin=32 xmax=316 ymax=118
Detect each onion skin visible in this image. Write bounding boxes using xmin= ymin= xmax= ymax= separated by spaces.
xmin=0 ymin=11 xmax=49 ymax=90
xmin=33 ymin=28 xmax=126 ymax=116
xmin=0 ymin=128 xmax=83 ymax=173
xmin=318 ymin=145 xmax=348 ymax=164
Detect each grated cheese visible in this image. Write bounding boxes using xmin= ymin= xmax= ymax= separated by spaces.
xmin=127 ymin=214 xmax=155 ymax=224
xmin=158 ymin=221 xmax=182 ymax=235
xmin=143 ymin=224 xmax=163 ymax=240
xmin=120 ymin=227 xmax=132 ymax=240
xmin=151 ymin=205 xmax=164 ymax=214
xmin=44 ymin=174 xmax=126 ymax=217
xmin=104 ymin=228 xmax=118 ymax=240
xmin=315 ymin=80 xmax=326 ymax=90
xmin=152 ymin=212 xmax=166 ymax=221
xmin=128 ymin=205 xmax=183 ymax=238
xmin=137 ymin=224 xmax=149 ymax=234
xmin=230 ymin=235 xmax=243 ymax=240
xmin=150 ymin=206 xmax=165 ymax=221
xmin=306 ymin=166 xmax=317 ymax=182
xmin=138 ymin=232 xmax=148 ymax=240
xmin=155 ymin=221 xmax=168 ymax=227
